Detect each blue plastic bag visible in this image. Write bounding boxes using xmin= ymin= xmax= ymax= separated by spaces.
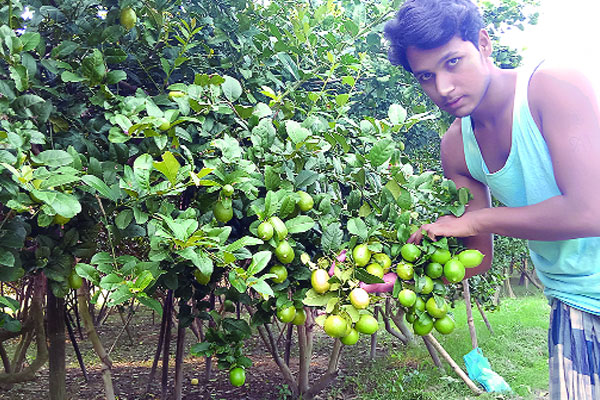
xmin=463 ymin=348 xmax=512 ymax=393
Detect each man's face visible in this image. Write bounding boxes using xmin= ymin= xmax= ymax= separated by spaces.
xmin=405 ymin=33 xmax=492 ymax=117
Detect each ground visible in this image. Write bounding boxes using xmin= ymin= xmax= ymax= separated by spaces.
xmin=0 ymin=306 xmax=367 ymax=400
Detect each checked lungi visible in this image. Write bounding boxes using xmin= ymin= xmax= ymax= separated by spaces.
xmin=549 ymin=299 xmax=600 ymax=399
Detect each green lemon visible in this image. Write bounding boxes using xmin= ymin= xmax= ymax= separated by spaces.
xmin=119 ymin=7 xmax=137 ymax=30
xmin=352 ymin=244 xmax=371 ymax=267
xmin=275 ymin=241 xmax=294 ymax=264
xmin=296 ymin=191 xmax=314 ymax=212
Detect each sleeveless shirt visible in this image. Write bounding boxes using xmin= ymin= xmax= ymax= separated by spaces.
xmin=461 ymin=62 xmax=600 ymax=315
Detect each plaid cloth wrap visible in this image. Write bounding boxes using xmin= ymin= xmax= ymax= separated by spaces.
xmin=549 ymin=300 xmax=600 ymax=399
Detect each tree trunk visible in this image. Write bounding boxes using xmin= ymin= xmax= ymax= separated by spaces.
xmin=173 ymin=323 xmax=186 ymax=400
xmin=474 ymin=298 xmax=494 ymax=335
xmin=369 ymin=306 xmax=379 ymax=360
xmin=504 ymin=267 xmax=516 ymax=298
xmin=462 ymin=279 xmax=478 ymax=349
xmin=422 ymin=336 xmax=443 ymax=368
xmin=0 ymin=275 xmax=48 ymax=384
xmin=77 ymin=284 xmax=115 ymax=400
xmin=146 ymin=291 xmax=169 ymax=394
xmin=161 ymin=292 xmax=174 ymax=400
xmin=47 ymin=288 xmax=66 ymax=400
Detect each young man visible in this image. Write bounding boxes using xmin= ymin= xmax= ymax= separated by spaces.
xmin=384 ymin=0 xmax=600 ymax=398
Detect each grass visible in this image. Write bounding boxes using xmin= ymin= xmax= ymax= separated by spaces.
xmin=334 ymin=284 xmax=550 ymax=400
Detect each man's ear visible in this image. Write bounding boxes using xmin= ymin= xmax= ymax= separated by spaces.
xmin=478 ymin=29 xmax=493 ymax=57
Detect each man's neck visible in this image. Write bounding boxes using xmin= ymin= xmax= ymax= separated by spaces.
xmin=470 ymin=66 xmax=518 ymax=130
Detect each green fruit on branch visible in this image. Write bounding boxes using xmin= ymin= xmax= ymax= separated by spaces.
xmin=221 ymin=184 xmax=235 ymax=197
xmin=268 ymin=216 xmax=288 ymax=240
xmin=458 ymin=249 xmax=485 ymax=268
xmin=416 ymin=275 xmax=434 ymax=295
xmin=158 ymin=117 xmax=171 ymax=131
xmin=323 ymin=314 xmax=348 ymax=338
xmin=68 ymin=273 xmax=83 ymax=290
xmin=311 ymin=269 xmax=330 ymax=293
xmin=425 ymin=297 xmax=448 ymax=319
xmin=119 ymin=7 xmax=137 ymax=30
xmin=229 ymin=367 xmax=246 ymax=387
xmin=352 ymin=244 xmax=371 ymax=267
xmin=269 ymin=264 xmax=288 ymax=283
xmin=296 ymin=190 xmax=314 ymax=212
xmin=430 ymin=248 xmax=452 ymax=264
xmin=434 ymin=315 xmax=456 ymax=334
xmin=396 ymin=261 xmax=414 ymax=281
xmin=444 ymin=258 xmax=466 ymax=283
xmin=355 ymin=314 xmax=378 ymax=335
xmin=257 ymin=221 xmax=274 ymax=241
xmin=365 ymin=262 xmax=384 ymax=279
xmin=349 ymin=287 xmax=370 ymax=309
xmin=340 ymin=328 xmax=360 ymax=345
xmin=373 ymin=253 xmax=392 ymax=273
xmin=53 ymin=214 xmax=71 ymax=225
xmin=213 ymin=201 xmax=233 ymax=223
xmin=277 ymin=305 xmax=296 ymax=323
xmin=292 ymin=308 xmax=307 ymax=325
xmin=413 ymin=314 xmax=434 ymax=336
xmin=275 ymin=241 xmax=294 ymax=264
xmin=425 ymin=262 xmax=444 ymax=279
xmin=397 ymin=289 xmax=417 ymax=308
xmin=400 ymin=243 xmax=421 ymax=262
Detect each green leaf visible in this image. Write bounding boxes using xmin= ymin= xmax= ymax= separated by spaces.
xmin=106 ymin=70 xmax=127 ymax=85
xmin=286 ymin=216 xmax=315 ymax=234
xmin=302 ymin=289 xmax=337 ymax=307
xmin=222 ymin=75 xmax=243 ymax=102
xmin=81 ymin=175 xmax=119 ymax=202
xmin=132 ymin=270 xmax=154 ymax=291
xmin=115 ymin=209 xmax=133 ymax=230
xmin=61 ymin=71 xmax=86 ymax=83
xmin=335 ymin=93 xmax=349 ymax=107
xmin=20 ymin=32 xmax=41 ymax=52
xmin=226 ymin=236 xmax=263 ymax=253
xmin=99 ymin=273 xmax=122 ymax=290
xmin=247 ymin=277 xmax=274 ymax=298
xmin=388 ymin=103 xmax=407 ymax=125
xmin=81 ymin=49 xmax=106 ymax=85
xmin=0 ymin=249 xmax=15 ymax=267
xmin=354 ymin=268 xmax=385 ymax=284
xmin=75 ymin=263 xmax=100 ymax=285
xmin=347 ymin=218 xmax=368 ymax=241
xmin=396 ymin=188 xmax=412 ymax=210
xmin=321 ymin=223 xmax=343 ymax=253
xmin=9 ymin=65 xmax=28 ymax=92
xmin=223 ymin=318 xmax=251 ymax=336
xmin=0 ymin=296 xmax=19 ymax=312
xmin=286 ymin=120 xmax=310 ymax=144
xmin=369 ymin=139 xmax=395 ymax=167
xmin=264 ymin=166 xmax=280 ymax=192
xmin=31 ymin=150 xmax=73 ymax=167
xmin=137 ymin=295 xmax=163 ymax=317
xmin=30 ymin=190 xmax=81 ymax=218
xmin=295 ymin=170 xmax=319 ymax=188
xmin=153 ymin=151 xmax=181 ymax=185
xmin=247 ymin=251 xmax=272 ymax=276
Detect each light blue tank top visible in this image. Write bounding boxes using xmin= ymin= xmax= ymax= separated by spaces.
xmin=461 ymin=62 xmax=600 ymax=315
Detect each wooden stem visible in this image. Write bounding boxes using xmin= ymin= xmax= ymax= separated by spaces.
xmin=423 ymin=334 xmax=482 ymax=395
xmin=462 ymin=279 xmax=478 ymax=349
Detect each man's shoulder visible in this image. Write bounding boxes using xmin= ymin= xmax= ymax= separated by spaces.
xmin=441 ymin=118 xmax=462 ymax=151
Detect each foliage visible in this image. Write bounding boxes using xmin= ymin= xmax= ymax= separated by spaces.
xmin=0 ymin=0 xmax=538 ymax=396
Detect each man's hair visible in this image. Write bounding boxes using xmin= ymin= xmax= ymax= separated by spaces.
xmin=384 ymin=0 xmax=484 ymax=72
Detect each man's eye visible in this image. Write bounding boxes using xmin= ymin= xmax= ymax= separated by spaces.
xmin=419 ymin=73 xmax=433 ymax=82
xmin=448 ymin=58 xmax=460 ymax=67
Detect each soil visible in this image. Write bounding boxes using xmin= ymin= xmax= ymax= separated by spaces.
xmin=0 ymin=307 xmax=366 ymax=400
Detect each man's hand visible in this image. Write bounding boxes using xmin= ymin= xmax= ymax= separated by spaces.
xmin=408 ymin=213 xmax=479 ymax=244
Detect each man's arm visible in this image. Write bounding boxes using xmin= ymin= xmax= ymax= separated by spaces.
xmin=411 ymin=66 xmax=600 ymax=242
xmin=409 ymin=119 xmax=494 ymax=278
